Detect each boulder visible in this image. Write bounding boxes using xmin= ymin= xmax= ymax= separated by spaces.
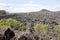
xmin=2 ymin=28 xmax=15 ymax=40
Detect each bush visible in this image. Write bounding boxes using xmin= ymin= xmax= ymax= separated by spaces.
xmin=55 ymin=25 xmax=60 ymax=39
xmin=0 ymin=18 xmax=26 ymax=31
xmin=34 ymin=23 xmax=48 ymax=36
xmin=0 ymin=19 xmax=9 ymax=29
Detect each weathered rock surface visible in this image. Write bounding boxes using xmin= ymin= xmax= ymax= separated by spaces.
xmin=0 ymin=28 xmax=39 ymax=40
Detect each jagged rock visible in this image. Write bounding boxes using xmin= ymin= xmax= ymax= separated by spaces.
xmin=2 ymin=28 xmax=15 ymax=40
xmin=18 ymin=33 xmax=39 ymax=40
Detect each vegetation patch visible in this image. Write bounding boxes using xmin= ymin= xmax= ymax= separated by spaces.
xmin=0 ymin=18 xmax=26 ymax=31
xmin=34 ymin=23 xmax=48 ymax=36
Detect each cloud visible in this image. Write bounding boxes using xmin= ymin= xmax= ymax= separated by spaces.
xmin=0 ymin=1 xmax=60 ymax=13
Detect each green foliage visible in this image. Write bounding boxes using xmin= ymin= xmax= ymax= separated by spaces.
xmin=0 ymin=19 xmax=9 ymax=29
xmin=55 ymin=25 xmax=60 ymax=38
xmin=0 ymin=18 xmax=26 ymax=31
xmin=6 ymin=18 xmax=21 ymax=28
xmin=18 ymin=26 xmax=26 ymax=31
xmin=34 ymin=23 xmax=48 ymax=36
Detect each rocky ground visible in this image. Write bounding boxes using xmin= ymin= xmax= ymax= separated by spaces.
xmin=0 ymin=9 xmax=60 ymax=40
xmin=0 ymin=28 xmax=39 ymax=40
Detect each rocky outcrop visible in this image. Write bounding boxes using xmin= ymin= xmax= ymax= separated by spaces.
xmin=2 ymin=28 xmax=15 ymax=40
xmin=18 ymin=34 xmax=39 ymax=40
xmin=0 ymin=28 xmax=39 ymax=40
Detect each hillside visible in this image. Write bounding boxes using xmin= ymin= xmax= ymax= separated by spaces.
xmin=0 ymin=9 xmax=60 ymax=40
xmin=0 ymin=9 xmax=60 ymax=25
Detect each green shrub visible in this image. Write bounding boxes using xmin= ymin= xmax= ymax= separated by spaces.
xmin=0 ymin=18 xmax=26 ymax=31
xmin=55 ymin=25 xmax=60 ymax=38
xmin=34 ymin=23 xmax=48 ymax=36
xmin=18 ymin=26 xmax=26 ymax=31
xmin=0 ymin=19 xmax=9 ymax=29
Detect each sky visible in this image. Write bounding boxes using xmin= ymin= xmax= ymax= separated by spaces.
xmin=0 ymin=0 xmax=60 ymax=12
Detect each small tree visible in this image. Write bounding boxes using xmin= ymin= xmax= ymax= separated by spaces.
xmin=0 ymin=10 xmax=6 ymax=16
